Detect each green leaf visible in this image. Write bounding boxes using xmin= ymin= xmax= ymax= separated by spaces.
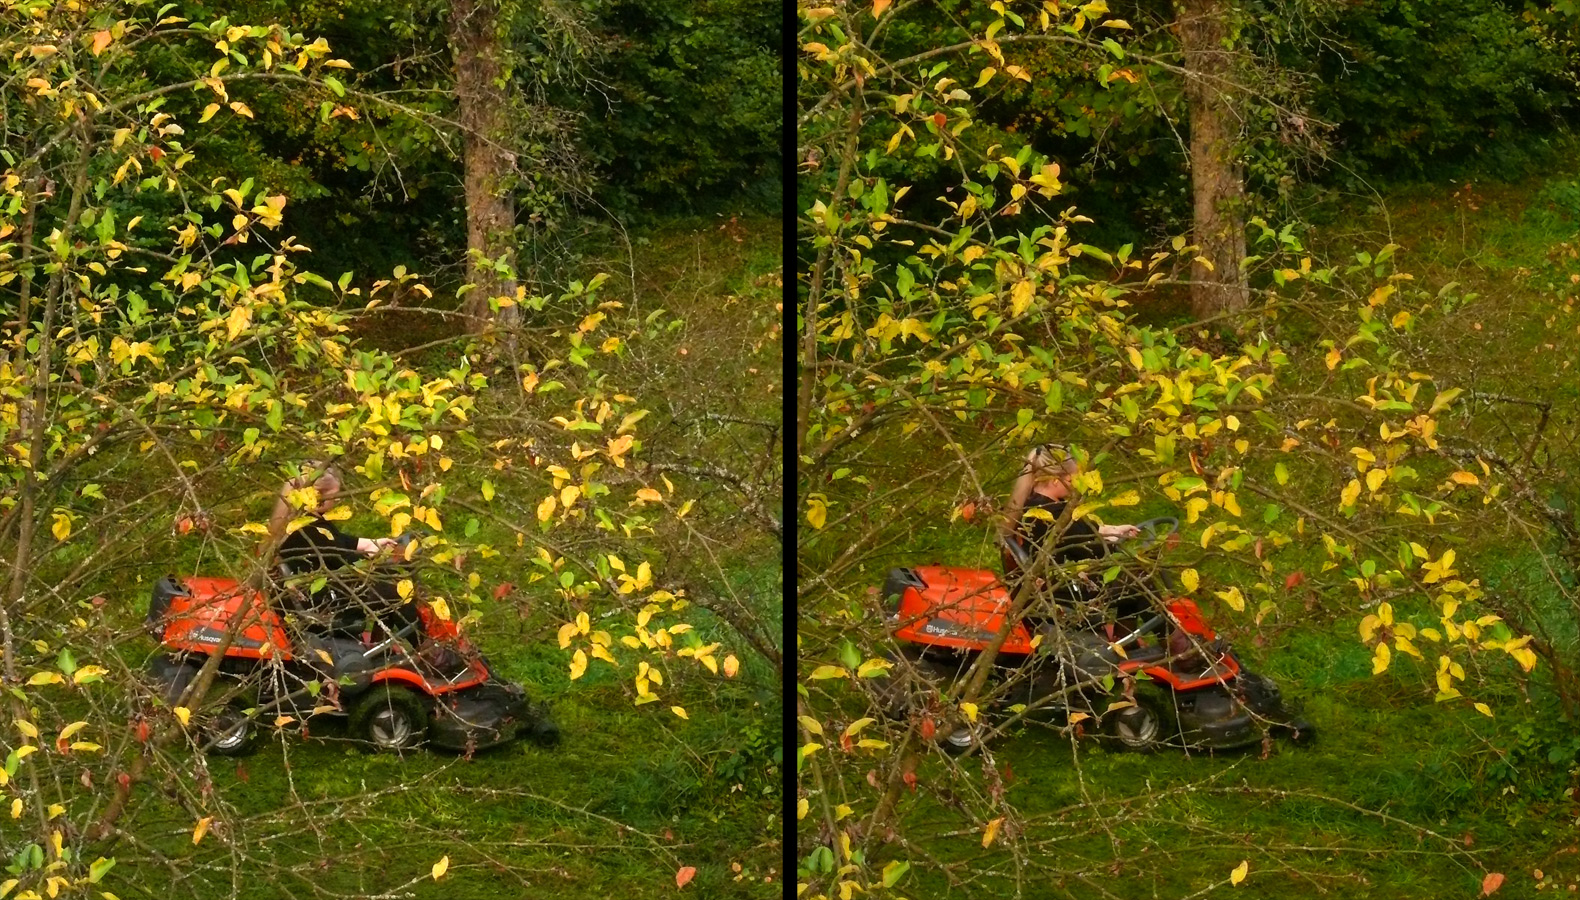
xmin=55 ymin=648 xmax=76 ymax=677
xmin=324 ymin=75 xmax=344 ymax=97
xmin=88 ymin=856 xmax=116 ymax=883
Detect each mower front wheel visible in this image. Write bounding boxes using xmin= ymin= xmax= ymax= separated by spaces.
xmin=204 ymin=702 xmax=258 ymax=757
xmin=350 ymin=685 xmax=428 ymax=752
xmin=1103 ymin=691 xmax=1172 ymax=753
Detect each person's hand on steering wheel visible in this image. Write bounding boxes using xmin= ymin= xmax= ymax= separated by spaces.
xmin=357 ymin=536 xmax=400 ymax=556
xmin=1099 ymin=523 xmax=1142 ymax=542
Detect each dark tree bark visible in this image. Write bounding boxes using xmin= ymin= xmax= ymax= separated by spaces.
xmin=450 ymin=0 xmax=520 ymax=332
xmin=1179 ymin=0 xmax=1250 ymax=320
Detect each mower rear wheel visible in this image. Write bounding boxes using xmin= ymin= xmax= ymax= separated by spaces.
xmin=350 ymin=685 xmax=428 ymax=752
xmin=1104 ymin=691 xmax=1171 ymax=752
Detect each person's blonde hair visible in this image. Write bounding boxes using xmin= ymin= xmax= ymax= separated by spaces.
xmin=1002 ymin=443 xmax=1077 ymax=535
xmin=267 ymin=460 xmax=341 ymax=543
xmin=1026 ymin=443 xmax=1078 ymax=479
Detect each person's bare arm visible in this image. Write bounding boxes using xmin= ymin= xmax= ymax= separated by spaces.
xmin=1001 ymin=453 xmax=1038 ymax=536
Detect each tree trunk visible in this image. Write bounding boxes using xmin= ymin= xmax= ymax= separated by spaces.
xmin=1180 ymin=0 xmax=1250 ymax=320
xmin=450 ymin=0 xmax=519 ymax=332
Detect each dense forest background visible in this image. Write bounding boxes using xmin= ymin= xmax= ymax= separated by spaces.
xmin=798 ymin=1 xmax=1580 ymax=897
xmin=1 ymin=1 xmax=781 ymax=898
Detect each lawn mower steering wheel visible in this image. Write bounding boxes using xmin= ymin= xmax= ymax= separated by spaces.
xmin=1127 ymin=516 xmax=1179 ymax=553
xmin=998 ymin=532 xmax=1031 ymax=572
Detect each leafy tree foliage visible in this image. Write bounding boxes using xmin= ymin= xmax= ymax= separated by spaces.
xmin=579 ymin=0 xmax=783 ymax=217
xmin=1299 ymin=0 xmax=1578 ymax=178
xmin=796 ymin=1 xmax=1550 ymax=896
xmin=0 ymin=3 xmax=774 ymax=897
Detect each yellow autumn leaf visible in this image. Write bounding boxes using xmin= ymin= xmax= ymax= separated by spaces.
xmin=173 ymin=707 xmax=191 ymax=727
xmin=560 ymin=484 xmax=581 ymax=508
xmin=15 ymin=720 xmax=37 ymax=739
xmin=51 ymin=512 xmax=71 ymax=541
xmin=982 ymin=817 xmax=1003 ymax=848
xmin=1450 ymin=470 xmax=1479 ymax=486
xmin=432 ymin=856 xmax=449 ymax=880
xmin=635 ymin=487 xmax=663 ymax=503
xmin=857 ymin=658 xmax=893 ymax=679
xmin=960 ymin=701 xmax=978 ymax=723
xmin=1340 ymin=479 xmax=1361 ymax=509
xmin=1325 ymin=347 xmax=1342 ymax=370
xmin=569 ymin=649 xmax=588 ymax=680
xmin=557 ymin=622 xmax=577 ymax=649
xmin=1230 ymin=860 xmax=1248 ymax=885
xmin=396 ymin=579 xmax=414 ymax=599
xmin=807 ymin=496 xmax=828 ymax=530
xmin=1213 ymin=586 xmax=1245 ymax=612
xmin=58 ymin=722 xmax=87 ymax=741
xmin=1429 ymin=387 xmax=1462 ymax=414
xmin=1366 ymin=468 xmax=1387 ymax=494
xmin=1180 ymin=569 xmax=1199 ymax=592
xmin=26 ymin=671 xmax=63 ymax=686
xmin=576 ymin=611 xmax=590 ymax=634
xmin=226 ymin=303 xmax=251 ymax=341
xmin=797 ymin=797 xmax=810 ymax=820
xmin=671 ymin=706 xmax=689 ymax=720
xmin=192 ymin=816 xmax=212 ymax=844
xmin=537 ymin=495 xmax=558 ymax=522
xmin=1372 ymin=641 xmax=1391 ymax=674
xmin=428 ymin=598 xmax=450 ymax=621
xmin=1474 ymin=702 xmax=1493 ymax=717
xmin=808 ymin=665 xmax=848 ymax=680
xmin=844 ymin=717 xmax=876 ymax=737
xmin=723 ymin=654 xmax=739 ymax=677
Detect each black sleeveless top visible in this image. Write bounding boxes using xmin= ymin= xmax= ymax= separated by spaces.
xmin=278 ymin=517 xmax=362 ymax=574
xmin=1017 ymin=494 xmax=1105 ymax=562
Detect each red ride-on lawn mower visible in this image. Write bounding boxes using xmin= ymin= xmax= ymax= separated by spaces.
xmin=875 ymin=517 xmax=1313 ymax=755
xmin=144 ymin=539 xmax=557 ymax=755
